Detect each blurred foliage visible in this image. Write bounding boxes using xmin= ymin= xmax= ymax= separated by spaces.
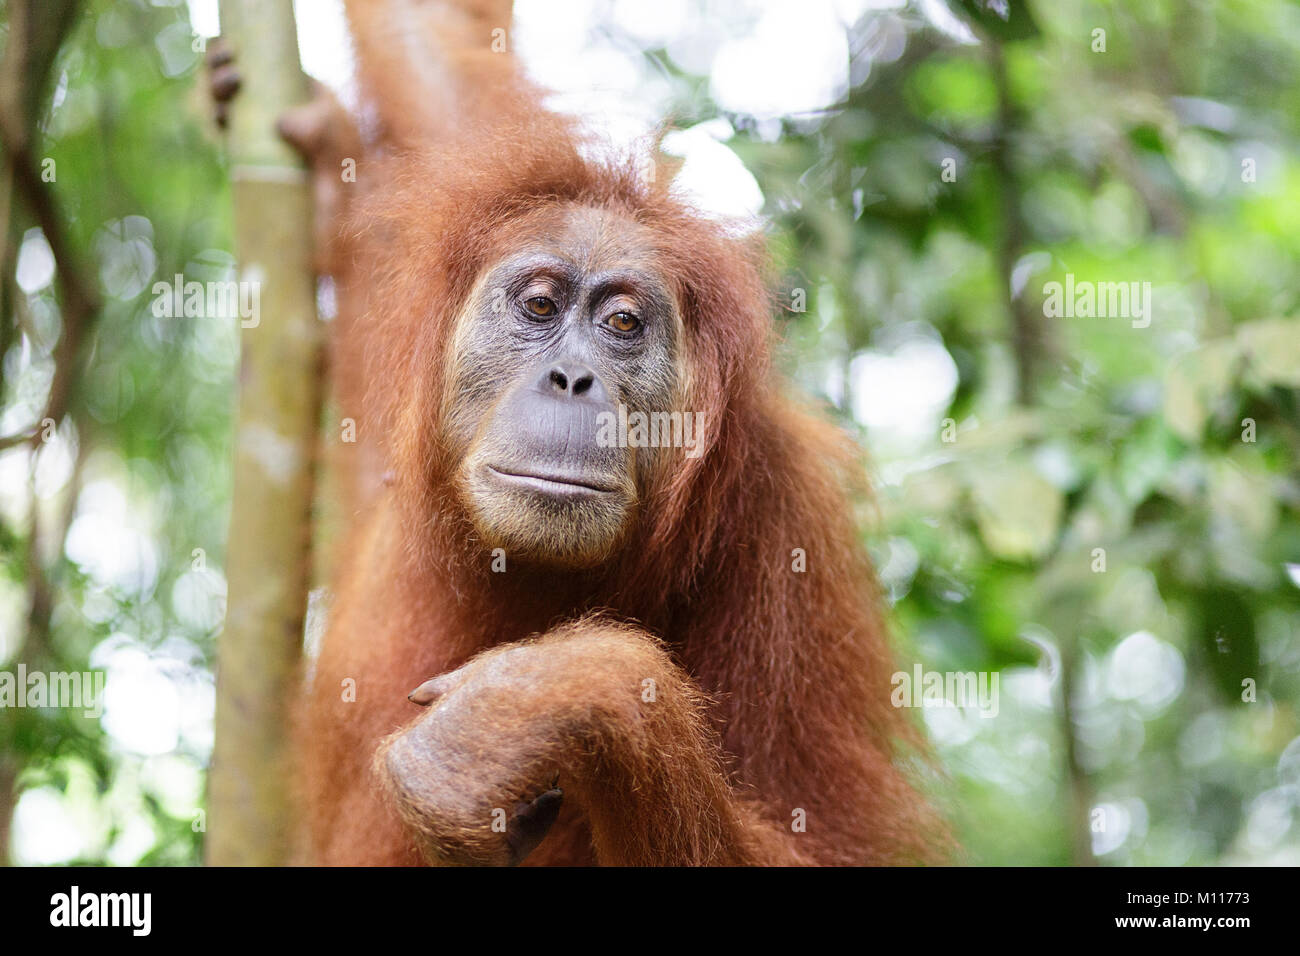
xmin=709 ymin=0 xmax=1300 ymax=864
xmin=1 ymin=0 xmax=231 ymax=865
xmin=1 ymin=0 xmax=1298 ymax=866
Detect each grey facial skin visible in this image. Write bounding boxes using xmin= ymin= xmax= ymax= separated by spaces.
xmin=444 ymin=205 xmax=683 ymax=567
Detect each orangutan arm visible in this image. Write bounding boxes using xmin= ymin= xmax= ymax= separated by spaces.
xmin=373 ymin=618 xmax=809 ymax=866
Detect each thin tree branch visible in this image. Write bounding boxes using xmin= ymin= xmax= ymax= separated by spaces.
xmin=0 ymin=0 xmax=100 ymax=448
xmin=0 ymin=429 xmax=39 ymax=452
xmin=987 ymin=38 xmax=1046 ymax=406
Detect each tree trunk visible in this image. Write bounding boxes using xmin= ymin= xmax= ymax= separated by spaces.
xmin=208 ymin=0 xmax=320 ymax=866
xmin=0 ymin=756 xmax=15 ymax=864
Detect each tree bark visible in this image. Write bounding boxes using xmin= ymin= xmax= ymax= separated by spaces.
xmin=208 ymin=0 xmax=321 ymax=866
xmin=0 ymin=756 xmax=15 ymax=864
xmin=988 ymin=39 xmax=1045 ymax=406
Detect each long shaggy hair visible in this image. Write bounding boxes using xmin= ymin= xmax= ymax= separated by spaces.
xmin=298 ymin=2 xmax=948 ymax=865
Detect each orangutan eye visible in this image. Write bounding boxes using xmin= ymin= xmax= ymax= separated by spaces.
xmin=605 ymin=311 xmax=640 ymax=334
xmin=525 ymin=296 xmax=557 ymax=317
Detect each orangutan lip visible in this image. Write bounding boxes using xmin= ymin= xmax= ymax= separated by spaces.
xmin=487 ymin=466 xmax=616 ymax=495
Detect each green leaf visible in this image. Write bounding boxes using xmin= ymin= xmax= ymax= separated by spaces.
xmin=970 ymin=463 xmax=1064 ymax=561
xmin=1237 ymin=317 xmax=1300 ymax=388
xmin=946 ymin=0 xmax=1041 ymax=43
xmin=1163 ymin=340 xmax=1239 ymax=442
xmin=1195 ymin=589 xmax=1260 ymax=704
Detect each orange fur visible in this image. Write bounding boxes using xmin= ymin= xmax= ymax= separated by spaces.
xmin=292 ymin=0 xmax=947 ymax=866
